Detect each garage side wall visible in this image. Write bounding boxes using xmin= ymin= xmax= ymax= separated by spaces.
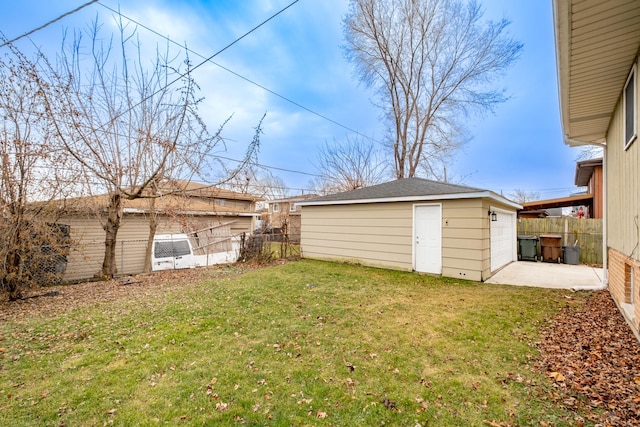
xmin=301 ymin=202 xmax=414 ymax=270
xmin=59 ymin=214 xmax=183 ymax=281
xmin=441 ymin=198 xmax=488 ymax=282
xmin=58 ymin=213 xmax=253 ymax=281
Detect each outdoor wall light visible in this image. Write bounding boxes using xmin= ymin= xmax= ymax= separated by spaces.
xmin=488 ymin=210 xmax=497 ymax=222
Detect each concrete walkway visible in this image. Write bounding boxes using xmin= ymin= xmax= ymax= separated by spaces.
xmin=485 ymin=261 xmax=604 ymax=289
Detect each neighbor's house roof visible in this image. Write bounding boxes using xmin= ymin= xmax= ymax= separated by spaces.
xmin=574 ymin=157 xmax=603 ymax=186
xmin=159 ymin=179 xmax=263 ymax=202
xmin=297 ymin=177 xmax=521 ymax=209
xmin=554 ymin=0 xmax=640 ymax=145
xmin=269 ymin=194 xmax=319 ymax=204
xmin=57 ymin=180 xmax=262 ymax=217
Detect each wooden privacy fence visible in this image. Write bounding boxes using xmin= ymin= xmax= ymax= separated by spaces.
xmin=517 ymin=218 xmax=603 ymax=265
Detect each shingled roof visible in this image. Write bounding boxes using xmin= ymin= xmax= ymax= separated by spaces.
xmin=298 ymin=177 xmax=519 ymax=208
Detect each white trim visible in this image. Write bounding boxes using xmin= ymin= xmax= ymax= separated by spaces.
xmin=624 ymin=63 xmax=637 ymax=151
xmin=298 ymin=191 xmax=522 ymax=210
xmin=602 ymin=147 xmax=608 ymax=286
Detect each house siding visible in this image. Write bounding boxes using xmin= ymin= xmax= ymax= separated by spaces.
xmin=607 ymin=58 xmax=640 ymax=258
xmin=591 ymin=166 xmax=604 ymax=218
xmin=605 ymin=55 xmax=640 ymax=333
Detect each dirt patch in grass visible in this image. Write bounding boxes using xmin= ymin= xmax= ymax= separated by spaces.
xmin=0 ymin=262 xmax=271 ymax=322
xmin=536 ymin=290 xmax=640 ymax=426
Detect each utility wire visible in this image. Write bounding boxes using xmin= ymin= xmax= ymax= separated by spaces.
xmin=96 ymin=1 xmax=381 ymax=144
xmin=0 ymin=0 xmax=99 ymax=49
xmin=0 ymin=1 xmax=365 ymax=185
xmin=86 ymin=0 xmax=301 ymax=128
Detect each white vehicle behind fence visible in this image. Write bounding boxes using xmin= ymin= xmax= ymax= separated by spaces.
xmin=151 ymin=233 xmax=241 ymax=271
xmin=151 ymin=234 xmax=196 ymax=271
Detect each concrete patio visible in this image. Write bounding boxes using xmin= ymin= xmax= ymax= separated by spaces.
xmin=485 ymin=261 xmax=605 ymax=289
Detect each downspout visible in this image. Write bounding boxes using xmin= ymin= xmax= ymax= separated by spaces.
xmin=566 ymin=136 xmax=608 ymax=291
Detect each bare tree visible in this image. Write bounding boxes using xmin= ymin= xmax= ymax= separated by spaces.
xmin=0 ymin=45 xmax=77 ymax=299
xmin=576 ymin=145 xmax=603 ymax=161
xmin=344 ymin=0 xmax=522 ymax=179
xmin=39 ymin=20 xmax=259 ymax=279
xmin=217 ymin=164 xmax=289 ymax=201
xmin=509 ymin=189 xmax=540 ymax=204
xmin=311 ymin=136 xmax=388 ymax=194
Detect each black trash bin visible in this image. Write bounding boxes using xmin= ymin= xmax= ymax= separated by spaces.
xmin=517 ymin=235 xmax=538 ymax=262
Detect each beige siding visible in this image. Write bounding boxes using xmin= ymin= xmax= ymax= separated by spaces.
xmin=441 ymin=199 xmax=488 ymax=281
xmin=58 ymin=212 xmax=254 ymax=281
xmin=301 ymin=202 xmax=414 ymax=270
xmin=606 ymin=55 xmax=640 ymax=261
xmin=605 ymin=55 xmax=640 ymax=335
xmin=58 ymin=214 xmax=109 ymax=281
xmin=301 ymin=197 xmax=516 ymax=282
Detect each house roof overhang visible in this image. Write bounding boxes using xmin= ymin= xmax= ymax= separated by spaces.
xmin=553 ymin=0 xmax=640 ymax=146
xmin=520 ymin=193 xmax=593 ymax=211
xmin=574 ymin=157 xmax=603 ymax=186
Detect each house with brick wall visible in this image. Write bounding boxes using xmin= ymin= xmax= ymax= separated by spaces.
xmin=267 ymin=194 xmax=318 ymax=242
xmin=553 ymin=0 xmax=640 ymax=334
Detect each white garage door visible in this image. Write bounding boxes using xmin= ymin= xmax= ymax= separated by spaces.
xmin=490 ymin=210 xmax=516 ymax=272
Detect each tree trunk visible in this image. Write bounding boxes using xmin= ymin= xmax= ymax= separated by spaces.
xmin=102 ymin=192 xmax=122 ymax=279
xmin=2 ymin=206 xmax=25 ymax=300
xmin=143 ymin=196 xmax=158 ymax=273
xmin=3 ymin=248 xmax=23 ymax=301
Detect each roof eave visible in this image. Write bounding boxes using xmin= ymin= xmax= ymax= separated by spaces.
xmin=298 ymin=192 xmax=522 ymax=210
xmin=553 ymin=0 xmax=573 ymax=144
xmin=122 ymin=208 xmax=260 ymax=217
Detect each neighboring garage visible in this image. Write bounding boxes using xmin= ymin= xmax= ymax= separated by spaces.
xmin=298 ymin=178 xmax=521 ymax=282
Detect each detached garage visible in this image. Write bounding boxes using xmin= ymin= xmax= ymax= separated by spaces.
xmin=298 ymin=178 xmax=521 ymax=282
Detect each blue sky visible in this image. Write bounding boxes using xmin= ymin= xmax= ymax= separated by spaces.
xmin=1 ymin=0 xmax=582 ymax=200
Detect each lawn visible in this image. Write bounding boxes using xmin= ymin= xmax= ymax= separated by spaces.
xmin=0 ymin=259 xmax=592 ymax=426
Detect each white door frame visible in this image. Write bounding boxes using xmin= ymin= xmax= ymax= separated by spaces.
xmin=413 ymin=203 xmax=442 ymax=274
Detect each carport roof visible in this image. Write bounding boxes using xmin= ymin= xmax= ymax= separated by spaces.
xmin=298 ymin=177 xmax=521 ymax=209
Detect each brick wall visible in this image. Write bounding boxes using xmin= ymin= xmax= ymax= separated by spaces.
xmin=608 ymin=247 xmax=640 ymax=332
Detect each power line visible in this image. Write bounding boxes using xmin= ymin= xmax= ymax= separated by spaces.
xmin=1 ymin=1 xmax=374 ymax=183
xmin=96 ymin=1 xmax=382 ymax=145
xmin=0 ymin=0 xmax=99 ymax=49
xmin=1 ymin=102 xmax=323 ymax=178
xmin=84 ymin=0 xmax=302 ymax=129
